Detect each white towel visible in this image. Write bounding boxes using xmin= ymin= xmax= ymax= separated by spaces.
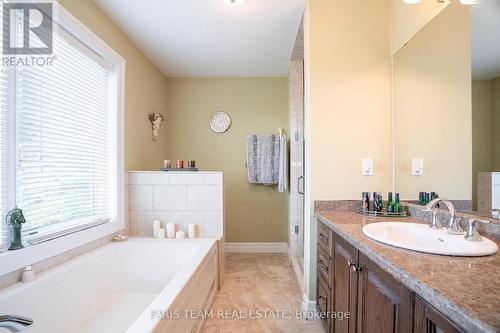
xmin=278 ymin=133 xmax=287 ymax=192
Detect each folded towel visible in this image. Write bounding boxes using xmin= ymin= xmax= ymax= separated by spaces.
xmin=246 ymin=135 xmax=279 ymax=185
xmin=278 ymin=133 xmax=287 ymax=193
xmin=246 ymin=134 xmax=287 ymax=192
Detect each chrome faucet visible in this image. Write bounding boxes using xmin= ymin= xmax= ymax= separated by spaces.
xmin=0 ymin=315 xmax=33 ymax=332
xmin=464 ymin=218 xmax=490 ymax=242
xmin=424 ymin=198 xmax=463 ymax=234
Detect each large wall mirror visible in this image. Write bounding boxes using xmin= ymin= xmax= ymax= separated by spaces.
xmin=393 ymin=1 xmax=500 ymax=217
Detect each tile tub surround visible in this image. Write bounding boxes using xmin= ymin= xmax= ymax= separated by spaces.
xmin=314 ymin=209 xmax=500 ymax=333
xmin=128 ymin=171 xmax=224 ymax=239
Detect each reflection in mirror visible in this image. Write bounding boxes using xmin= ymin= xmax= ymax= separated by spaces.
xmin=471 ymin=1 xmax=500 ymax=218
xmin=393 ymin=2 xmax=500 ymax=218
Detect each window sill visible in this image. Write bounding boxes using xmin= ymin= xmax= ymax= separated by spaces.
xmin=0 ymin=219 xmax=124 ymax=277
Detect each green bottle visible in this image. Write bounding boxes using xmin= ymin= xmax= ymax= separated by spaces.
xmin=387 ymin=192 xmax=394 ymax=213
xmin=394 ymin=193 xmax=401 ymax=213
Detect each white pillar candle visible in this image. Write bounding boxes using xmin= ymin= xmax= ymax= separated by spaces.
xmin=188 ymin=224 xmax=196 ymax=239
xmin=153 ymin=220 xmax=161 ymax=238
xmin=166 ymin=223 xmax=176 ymax=238
xmin=176 ymin=230 xmax=186 ymax=239
xmin=157 ymin=228 xmax=166 ymax=239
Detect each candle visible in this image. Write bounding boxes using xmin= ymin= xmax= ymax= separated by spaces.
xmin=166 ymin=223 xmax=176 ymax=238
xmin=163 ymin=160 xmax=171 ymax=168
xmin=188 ymin=224 xmax=196 ymax=239
xmin=176 ymin=230 xmax=186 ymax=239
xmin=153 ymin=220 xmax=161 ymax=238
xmin=157 ymin=228 xmax=165 ymax=239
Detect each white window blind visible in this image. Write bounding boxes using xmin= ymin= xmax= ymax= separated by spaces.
xmin=0 ymin=3 xmax=123 ymax=259
xmin=14 ymin=27 xmax=113 ymax=237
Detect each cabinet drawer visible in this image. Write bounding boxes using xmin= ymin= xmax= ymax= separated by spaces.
xmin=317 ymin=275 xmax=331 ymax=333
xmin=317 ymin=245 xmax=333 ymax=287
xmin=318 ymin=221 xmax=333 ymax=257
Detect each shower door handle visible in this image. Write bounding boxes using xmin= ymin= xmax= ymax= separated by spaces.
xmin=297 ymin=176 xmax=304 ymax=195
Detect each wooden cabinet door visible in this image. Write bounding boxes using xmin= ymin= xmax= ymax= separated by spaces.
xmin=333 ymin=235 xmax=358 ymax=333
xmin=357 ymin=253 xmax=412 ymax=333
xmin=414 ymin=296 xmax=465 ymax=333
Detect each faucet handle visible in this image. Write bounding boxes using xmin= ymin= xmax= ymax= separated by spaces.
xmin=464 ymin=218 xmax=490 ymax=242
xmin=422 ymin=209 xmax=442 ymax=229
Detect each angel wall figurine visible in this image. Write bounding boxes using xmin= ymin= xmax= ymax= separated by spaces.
xmin=149 ymin=112 xmax=165 ymax=141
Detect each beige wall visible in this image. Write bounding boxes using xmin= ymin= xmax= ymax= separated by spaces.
xmin=394 ymin=4 xmax=471 ymax=200
xmin=58 ymin=0 xmax=168 ymax=171
xmin=472 ymin=80 xmax=493 ymax=209
xmin=391 ymin=0 xmax=448 ymax=54
xmin=164 ymin=78 xmax=289 ymax=243
xmin=305 ymin=0 xmax=392 ymax=300
xmin=493 ymin=77 xmax=500 ymax=171
xmin=308 ymin=0 xmax=392 ymax=202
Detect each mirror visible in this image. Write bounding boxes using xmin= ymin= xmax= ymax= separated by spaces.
xmin=393 ymin=2 xmax=500 ymax=218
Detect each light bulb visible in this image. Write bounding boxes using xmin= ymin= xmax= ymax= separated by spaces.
xmin=403 ymin=0 xmax=421 ymax=3
xmin=459 ymin=0 xmax=479 ymax=4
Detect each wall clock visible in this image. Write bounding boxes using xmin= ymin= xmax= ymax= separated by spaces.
xmin=209 ymin=112 xmax=231 ymax=133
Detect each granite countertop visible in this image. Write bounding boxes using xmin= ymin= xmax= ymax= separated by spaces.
xmin=315 ymin=210 xmax=500 ymax=333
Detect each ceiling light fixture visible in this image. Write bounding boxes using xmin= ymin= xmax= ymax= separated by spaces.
xmin=221 ymin=0 xmax=247 ymax=6
xmin=403 ymin=0 xmax=421 ymax=4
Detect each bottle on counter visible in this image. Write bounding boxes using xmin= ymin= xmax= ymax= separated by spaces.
xmin=387 ymin=192 xmax=394 ymax=213
xmin=362 ymin=192 xmax=370 ymax=212
xmin=373 ymin=192 xmax=383 ymax=212
xmin=394 ymin=193 xmax=401 ymax=213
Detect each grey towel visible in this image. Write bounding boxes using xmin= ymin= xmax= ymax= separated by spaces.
xmin=246 ymin=134 xmax=287 ymax=192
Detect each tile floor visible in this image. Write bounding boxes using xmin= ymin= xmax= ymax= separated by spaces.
xmin=202 ymin=253 xmax=325 ymax=333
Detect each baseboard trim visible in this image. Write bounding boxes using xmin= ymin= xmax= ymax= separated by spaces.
xmin=301 ymin=293 xmax=319 ymax=318
xmin=224 ymin=242 xmax=289 ymax=253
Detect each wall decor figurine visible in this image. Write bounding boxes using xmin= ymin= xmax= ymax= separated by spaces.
xmin=149 ymin=112 xmax=165 ymax=141
xmin=6 ymin=206 xmax=26 ymax=250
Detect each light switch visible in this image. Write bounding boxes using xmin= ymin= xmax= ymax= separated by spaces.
xmin=411 ymin=159 xmax=424 ymax=176
xmin=361 ymin=158 xmax=373 ymax=176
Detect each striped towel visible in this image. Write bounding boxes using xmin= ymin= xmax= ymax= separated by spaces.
xmin=246 ymin=134 xmax=287 ymax=192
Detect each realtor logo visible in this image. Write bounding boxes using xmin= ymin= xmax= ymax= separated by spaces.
xmin=2 ymin=2 xmax=53 ymax=55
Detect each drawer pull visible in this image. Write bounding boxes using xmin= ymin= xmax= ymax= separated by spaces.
xmin=348 ymin=260 xmax=361 ymax=273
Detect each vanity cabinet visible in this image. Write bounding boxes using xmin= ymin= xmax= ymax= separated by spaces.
xmin=414 ymin=296 xmax=464 ymax=333
xmin=357 ymin=253 xmax=412 ymax=333
xmin=317 ymin=220 xmax=466 ymax=333
xmin=333 ymin=235 xmax=358 ymax=333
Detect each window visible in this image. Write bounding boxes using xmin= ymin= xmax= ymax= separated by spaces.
xmin=0 ymin=4 xmax=124 ymax=251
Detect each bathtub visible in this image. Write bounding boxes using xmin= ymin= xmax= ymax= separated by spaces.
xmin=0 ymin=238 xmax=218 ymax=333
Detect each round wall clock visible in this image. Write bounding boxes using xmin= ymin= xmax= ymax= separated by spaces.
xmin=209 ymin=112 xmax=231 ymax=133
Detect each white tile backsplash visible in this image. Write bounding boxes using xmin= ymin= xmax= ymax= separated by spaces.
xmin=153 ymin=185 xmax=187 ymax=210
xmin=128 ymin=172 xmax=223 ymax=239
xmin=171 ymin=211 xmax=204 ymax=233
xmin=204 ymin=211 xmax=223 ymax=238
xmin=170 ymin=173 xmax=205 ymax=185
xmin=187 ymin=185 xmax=223 ymax=211
xmin=204 ymin=173 xmax=223 ymax=185
xmin=129 ymin=172 xmax=170 ymax=185
xmin=129 ymin=185 xmax=153 ymax=210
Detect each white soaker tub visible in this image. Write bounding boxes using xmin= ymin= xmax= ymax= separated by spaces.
xmin=0 ymin=238 xmax=218 ymax=333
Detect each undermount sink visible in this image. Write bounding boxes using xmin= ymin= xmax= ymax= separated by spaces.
xmin=362 ymin=222 xmax=498 ymax=256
